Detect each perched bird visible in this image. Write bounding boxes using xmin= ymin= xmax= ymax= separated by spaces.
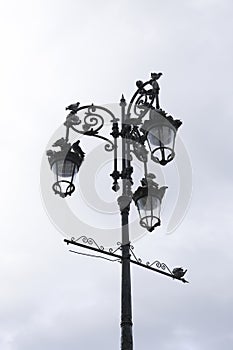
xmin=65 ymin=102 xmax=80 ymax=113
xmin=151 ymin=72 xmax=163 ymax=80
xmin=72 ymin=140 xmax=85 ymax=157
xmin=172 ymin=267 xmax=187 ymax=279
xmin=150 ymin=73 xmax=163 ymax=109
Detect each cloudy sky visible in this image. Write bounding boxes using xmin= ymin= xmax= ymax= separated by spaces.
xmin=1 ymin=0 xmax=233 ymax=349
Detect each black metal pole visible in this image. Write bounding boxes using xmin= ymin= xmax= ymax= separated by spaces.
xmin=118 ymin=95 xmax=133 ymax=350
xmin=120 ymin=207 xmax=133 ymax=350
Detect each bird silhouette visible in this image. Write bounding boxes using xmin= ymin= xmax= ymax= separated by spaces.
xmin=151 ymin=72 xmax=163 ymax=80
xmin=65 ymin=102 xmax=80 ymax=112
xmin=172 ymin=267 xmax=187 ymax=279
xmin=72 ymin=140 xmax=85 ymax=157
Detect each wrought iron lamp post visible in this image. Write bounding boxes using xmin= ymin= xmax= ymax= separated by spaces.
xmin=46 ymin=73 xmax=187 ymax=350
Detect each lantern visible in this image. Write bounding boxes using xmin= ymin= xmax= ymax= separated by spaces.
xmin=133 ymin=174 xmax=167 ymax=232
xmin=141 ymin=109 xmax=182 ymax=166
xmin=47 ymin=138 xmax=85 ymax=198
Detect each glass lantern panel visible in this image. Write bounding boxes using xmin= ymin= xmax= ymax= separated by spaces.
xmin=52 ymin=160 xmax=78 ymax=179
xmin=138 ymin=196 xmax=160 ymax=218
xmin=148 ymin=126 xmax=174 ymax=147
xmin=137 ymin=196 xmax=161 ymax=230
xmin=137 ymin=196 xmax=159 ymax=210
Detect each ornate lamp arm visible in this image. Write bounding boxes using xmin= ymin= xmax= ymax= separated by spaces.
xmin=53 ymin=102 xmax=121 ymax=192
xmin=64 ymin=103 xmax=119 ymax=152
xmin=125 ymin=72 xmax=163 ymax=125
xmin=120 ymin=73 xmax=182 ymax=169
xmin=116 ymin=73 xmax=163 ymax=167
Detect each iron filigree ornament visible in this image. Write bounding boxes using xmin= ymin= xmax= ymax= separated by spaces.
xmin=71 ymin=236 xmax=122 ymax=255
xmin=125 ymin=72 xmax=163 ymax=123
xmin=64 ymin=104 xmax=118 ymax=152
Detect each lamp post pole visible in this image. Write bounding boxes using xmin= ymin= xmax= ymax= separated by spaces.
xmin=46 ymin=73 xmax=188 ymax=350
xmin=118 ymin=95 xmax=133 ymax=350
xmin=119 ymin=200 xmax=133 ymax=350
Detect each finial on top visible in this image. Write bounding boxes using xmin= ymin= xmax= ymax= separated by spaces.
xmin=120 ymin=94 xmax=126 ymax=106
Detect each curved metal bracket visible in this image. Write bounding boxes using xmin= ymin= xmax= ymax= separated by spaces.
xmin=64 ymin=104 xmax=119 ymax=152
xmin=126 ymin=73 xmax=163 ymax=124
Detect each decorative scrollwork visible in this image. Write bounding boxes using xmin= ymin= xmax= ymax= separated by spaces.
xmin=126 ymin=72 xmax=163 ymax=123
xmin=109 ymin=242 xmax=122 ymax=254
xmin=129 ymin=244 xmax=172 ymax=274
xmin=131 ymin=141 xmax=148 ymax=162
xmin=64 ymin=104 xmax=118 ymax=152
xmin=133 ymin=94 xmax=152 ymax=119
xmin=71 ymin=236 xmax=104 ymax=251
xmin=147 ymin=260 xmax=172 ymax=274
xmin=70 ymin=236 xmax=123 ymax=255
xmin=82 ymin=106 xmax=104 ymax=133
xmin=129 ymin=245 xmax=142 ymax=263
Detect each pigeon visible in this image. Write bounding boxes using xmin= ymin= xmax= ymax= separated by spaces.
xmin=151 ymin=72 xmax=163 ymax=80
xmin=172 ymin=267 xmax=187 ymax=279
xmin=65 ymin=102 xmax=80 ymax=113
xmin=72 ymin=140 xmax=85 ymax=157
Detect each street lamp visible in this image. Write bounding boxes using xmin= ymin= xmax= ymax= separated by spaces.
xmin=46 ymin=72 xmax=187 ymax=350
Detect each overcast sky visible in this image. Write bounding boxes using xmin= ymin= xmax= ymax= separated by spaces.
xmin=1 ymin=0 xmax=233 ymax=349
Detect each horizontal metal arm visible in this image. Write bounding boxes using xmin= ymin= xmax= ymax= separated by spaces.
xmin=128 ymin=258 xmax=188 ymax=283
xmin=64 ymin=238 xmax=122 ymax=260
xmin=64 ymin=239 xmax=188 ymax=283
